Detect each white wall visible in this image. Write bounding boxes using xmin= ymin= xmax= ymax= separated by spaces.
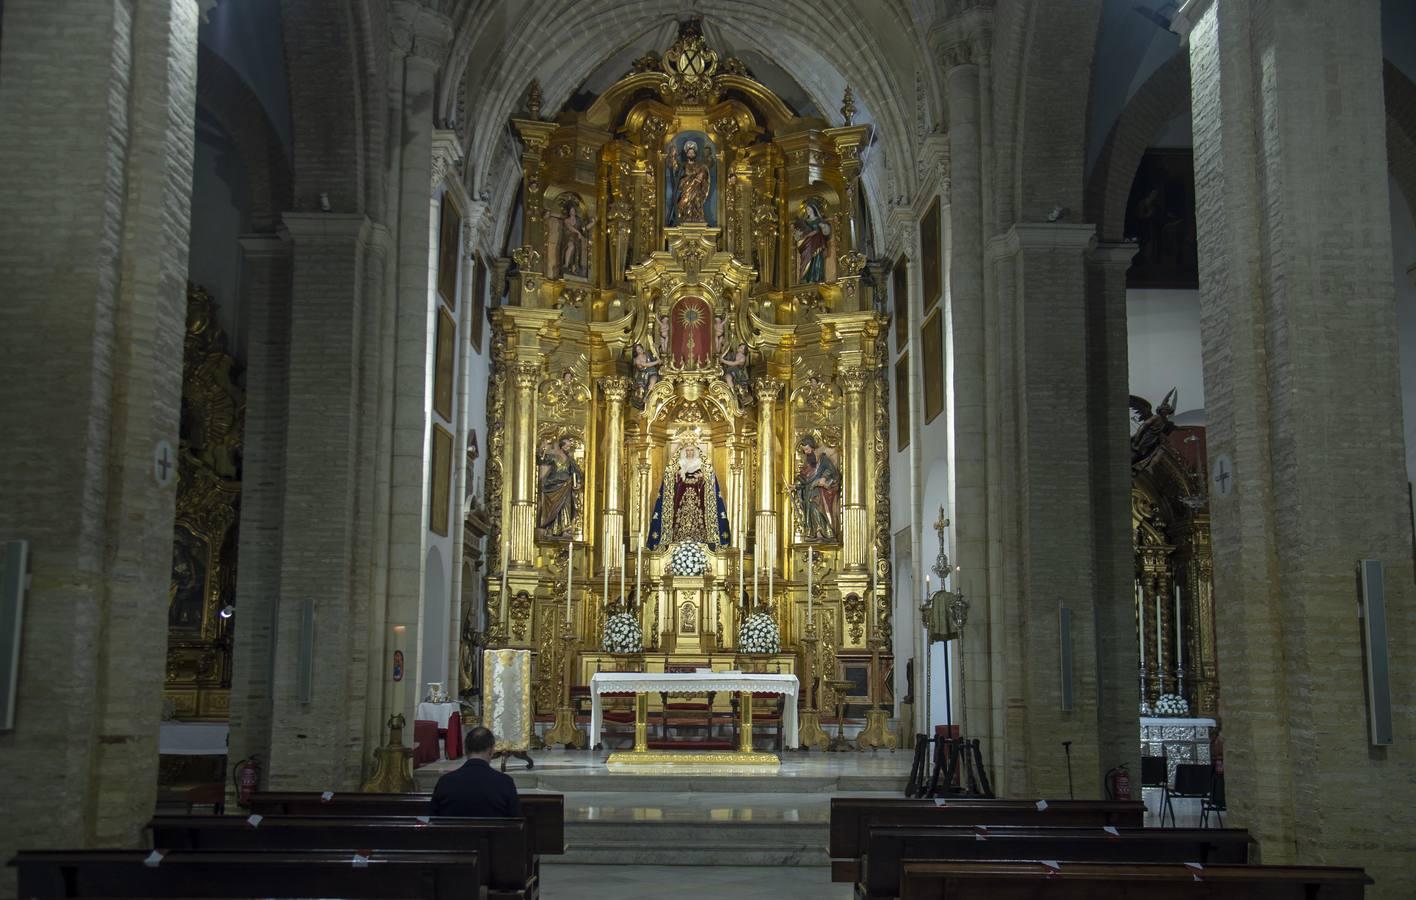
xmin=421 ymin=546 xmax=448 ymax=689
xmin=1126 ymin=288 xmax=1205 ymax=423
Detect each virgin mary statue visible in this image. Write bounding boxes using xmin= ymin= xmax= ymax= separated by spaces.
xmin=646 ymin=443 xmax=731 ymax=551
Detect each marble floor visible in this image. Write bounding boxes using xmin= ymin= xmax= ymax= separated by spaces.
xmin=541 ymin=864 xmax=851 ymax=899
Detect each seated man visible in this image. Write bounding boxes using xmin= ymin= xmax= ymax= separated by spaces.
xmin=430 ymin=726 xmax=521 ymax=817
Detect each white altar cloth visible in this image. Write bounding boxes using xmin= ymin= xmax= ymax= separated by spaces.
xmin=416 ymin=701 xmax=462 ymax=730
xmin=588 ymin=671 xmax=799 ymax=750
xmin=158 ymin=721 xmax=229 ymax=756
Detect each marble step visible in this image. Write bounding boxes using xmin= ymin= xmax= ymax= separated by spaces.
xmin=512 ymin=771 xmax=906 ymax=793
xmin=552 ymin=820 xmax=830 ymax=866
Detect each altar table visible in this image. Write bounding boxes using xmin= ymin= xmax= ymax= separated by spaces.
xmin=588 ymin=671 xmax=799 ymax=751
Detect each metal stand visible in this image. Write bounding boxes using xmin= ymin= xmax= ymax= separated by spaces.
xmin=826 ymin=679 xmax=856 ymax=752
xmin=856 ymin=637 xmax=897 ymax=750
xmin=543 ymin=623 xmax=586 ymax=749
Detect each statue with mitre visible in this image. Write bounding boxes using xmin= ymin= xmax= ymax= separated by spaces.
xmin=646 ymin=440 xmax=731 ymax=551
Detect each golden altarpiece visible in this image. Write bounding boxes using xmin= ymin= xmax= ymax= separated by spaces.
xmin=475 ymin=22 xmax=894 ymax=746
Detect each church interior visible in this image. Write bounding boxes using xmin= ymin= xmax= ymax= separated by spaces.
xmin=1 ymin=0 xmax=1414 ymax=897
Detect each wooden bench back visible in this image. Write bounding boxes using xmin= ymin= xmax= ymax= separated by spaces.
xmin=248 ymin=791 xmax=564 ymax=855
xmin=148 ymin=815 xmax=529 ymax=896
xmin=11 ymin=849 xmax=480 ymax=899
xmin=830 ymin=798 xmax=1144 ymax=862
xmin=862 ymin=826 xmax=1252 ymax=898
xmin=899 ymin=860 xmax=1371 ymax=900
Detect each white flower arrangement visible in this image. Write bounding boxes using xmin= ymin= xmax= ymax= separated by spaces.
xmin=1154 ymin=693 xmax=1190 ymax=716
xmin=737 ymin=612 xmax=780 ymax=654
xmin=667 ymin=541 xmax=708 ymax=576
xmin=603 ymin=612 xmax=643 ymax=654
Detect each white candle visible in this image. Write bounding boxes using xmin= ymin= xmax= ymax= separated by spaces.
xmin=620 ymin=539 xmax=626 ymax=605
xmin=807 ymin=545 xmax=814 ymax=626
xmin=501 ymin=539 xmax=510 ymax=611
xmin=738 ymin=543 xmax=745 ymax=608
xmin=1174 ymin=581 xmax=1182 ymax=664
xmin=603 ymin=540 xmax=610 ymax=609
xmin=768 ymin=531 xmax=774 ymax=613
xmin=567 ymin=541 xmax=574 ymax=625
xmin=1155 ymin=586 xmax=1163 ymax=673
xmin=636 ymin=541 xmax=643 ymax=607
xmin=1136 ymin=580 xmax=1144 ymax=667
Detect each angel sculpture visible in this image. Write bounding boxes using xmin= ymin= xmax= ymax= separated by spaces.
xmin=1130 ymin=388 xmax=1177 ymax=470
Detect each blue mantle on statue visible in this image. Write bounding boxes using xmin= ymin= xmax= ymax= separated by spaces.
xmin=646 ymin=468 xmax=732 ymax=551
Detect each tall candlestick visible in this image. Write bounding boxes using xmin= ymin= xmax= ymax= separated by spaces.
xmin=1174 ymin=581 xmax=1182 ymax=664
xmin=1155 ymin=585 xmax=1163 ymax=676
xmin=501 ymin=539 xmax=510 ymax=614
xmin=567 ymin=542 xmax=574 ymax=625
xmin=768 ymin=531 xmax=774 ymax=614
xmin=620 ymin=540 xmax=626 ymax=605
xmin=807 ymin=545 xmax=814 ymax=626
xmin=1136 ymin=580 xmax=1144 ymax=667
xmin=871 ymin=544 xmax=879 ymax=627
xmin=603 ymin=540 xmax=610 ymax=609
xmin=636 ymin=541 xmax=643 ymax=609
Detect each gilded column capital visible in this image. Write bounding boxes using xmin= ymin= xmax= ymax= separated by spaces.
xmin=598 ymin=375 xmax=632 ymax=402
xmin=839 ymin=366 xmax=871 ymax=395
xmin=512 ymin=362 xmax=542 ymax=390
xmin=752 ymin=376 xmax=783 ymax=402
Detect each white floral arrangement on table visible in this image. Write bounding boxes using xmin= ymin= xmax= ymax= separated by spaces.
xmin=738 ymin=612 xmax=781 ymax=654
xmin=602 ymin=612 xmax=643 ymax=654
xmin=1154 ymin=693 xmax=1190 ymax=717
xmin=667 ymin=541 xmax=708 ymax=576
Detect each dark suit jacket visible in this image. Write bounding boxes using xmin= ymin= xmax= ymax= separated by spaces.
xmin=430 ymin=758 xmax=521 ymax=818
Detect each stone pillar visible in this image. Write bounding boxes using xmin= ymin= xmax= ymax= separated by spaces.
xmin=598 ymin=376 xmax=631 ymax=576
xmin=382 ymin=0 xmax=452 ymax=733
xmin=1086 ymin=241 xmax=1142 ymax=785
xmin=226 ymin=233 xmax=293 ymax=794
xmin=987 ymin=223 xmax=1104 ymax=797
xmin=0 ymin=0 xmax=199 ymax=884
xmin=266 ymin=214 xmax=381 ymax=790
xmin=934 ymin=5 xmax=992 ymax=756
xmin=753 ymin=377 xmax=783 ymax=586
xmin=1174 ymin=1 xmax=1415 ymax=889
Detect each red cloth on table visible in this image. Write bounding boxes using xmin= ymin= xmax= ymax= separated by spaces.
xmin=412 ymin=719 xmax=440 ymax=768
xmin=444 ymin=711 xmax=463 ymax=759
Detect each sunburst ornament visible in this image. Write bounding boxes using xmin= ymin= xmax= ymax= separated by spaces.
xmin=676 ymin=301 xmax=706 ymax=328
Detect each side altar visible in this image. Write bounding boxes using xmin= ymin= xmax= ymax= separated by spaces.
xmin=474 ymin=21 xmax=895 ymax=751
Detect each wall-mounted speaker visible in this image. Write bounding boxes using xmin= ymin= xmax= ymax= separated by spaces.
xmin=0 ymin=541 xmax=30 ymax=731
xmin=1358 ymin=560 xmax=1393 ymax=746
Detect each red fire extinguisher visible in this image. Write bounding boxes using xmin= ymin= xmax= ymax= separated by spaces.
xmin=233 ymin=755 xmax=261 ymax=807
xmin=1106 ymin=764 xmax=1132 ymax=801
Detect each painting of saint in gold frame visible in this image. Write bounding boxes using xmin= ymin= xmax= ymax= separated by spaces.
xmin=438 ymin=192 xmax=461 ymax=309
xmin=434 ymin=307 xmax=456 ymax=421
xmin=430 ymin=423 xmax=454 ymax=537
xmin=921 ymin=197 xmax=941 ymax=313
xmin=922 ymin=308 xmax=944 ymax=424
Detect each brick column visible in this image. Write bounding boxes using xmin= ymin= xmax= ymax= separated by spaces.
xmin=0 ymin=0 xmax=199 ymax=884
xmin=226 ymin=233 xmax=293 ymax=793
xmin=1086 ymin=242 xmax=1142 ymax=788
xmin=1174 ymin=1 xmax=1415 ymax=890
xmin=987 ymin=224 xmax=1104 ymax=797
xmin=267 ymin=214 xmax=379 ymax=789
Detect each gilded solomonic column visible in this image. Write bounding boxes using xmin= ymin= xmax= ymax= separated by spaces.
xmin=509 ymin=362 xmax=542 ymax=566
xmin=598 ymin=376 xmax=631 ymax=578
xmin=839 ymin=366 xmax=872 ymax=573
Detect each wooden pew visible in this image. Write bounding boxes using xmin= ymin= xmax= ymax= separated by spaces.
xmin=248 ymin=791 xmax=565 ymax=856
xmin=149 ymin=815 xmax=534 ymax=900
xmin=830 ymin=798 xmax=1145 ymax=883
xmin=11 ymin=849 xmax=480 ymax=899
xmin=860 ymin=826 xmax=1252 ymax=899
xmin=898 ymin=860 xmax=1372 ymax=900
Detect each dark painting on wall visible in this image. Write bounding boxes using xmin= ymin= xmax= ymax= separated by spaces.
xmin=438 ymin=192 xmax=461 ymax=308
xmin=922 ymin=308 xmax=944 ymax=425
xmin=471 ymin=253 xmax=487 ymax=355
xmin=433 ymin=307 xmax=456 ymax=421
xmin=1124 ymin=148 xmax=1198 ymax=289
xmin=893 ymin=255 xmax=909 ymax=350
xmin=895 ymin=352 xmax=911 ymax=451
xmin=430 ymin=424 xmax=453 ymax=537
xmin=921 ymin=197 xmax=941 ymax=313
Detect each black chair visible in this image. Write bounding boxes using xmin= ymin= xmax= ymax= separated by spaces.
xmin=1161 ymin=763 xmax=1214 ymax=827
xmin=1201 ymin=772 xmax=1226 ymax=828
xmin=1140 ymin=755 xmax=1168 ymax=789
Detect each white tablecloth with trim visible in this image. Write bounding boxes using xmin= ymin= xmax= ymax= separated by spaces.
xmin=588 ymin=671 xmax=799 ymax=749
